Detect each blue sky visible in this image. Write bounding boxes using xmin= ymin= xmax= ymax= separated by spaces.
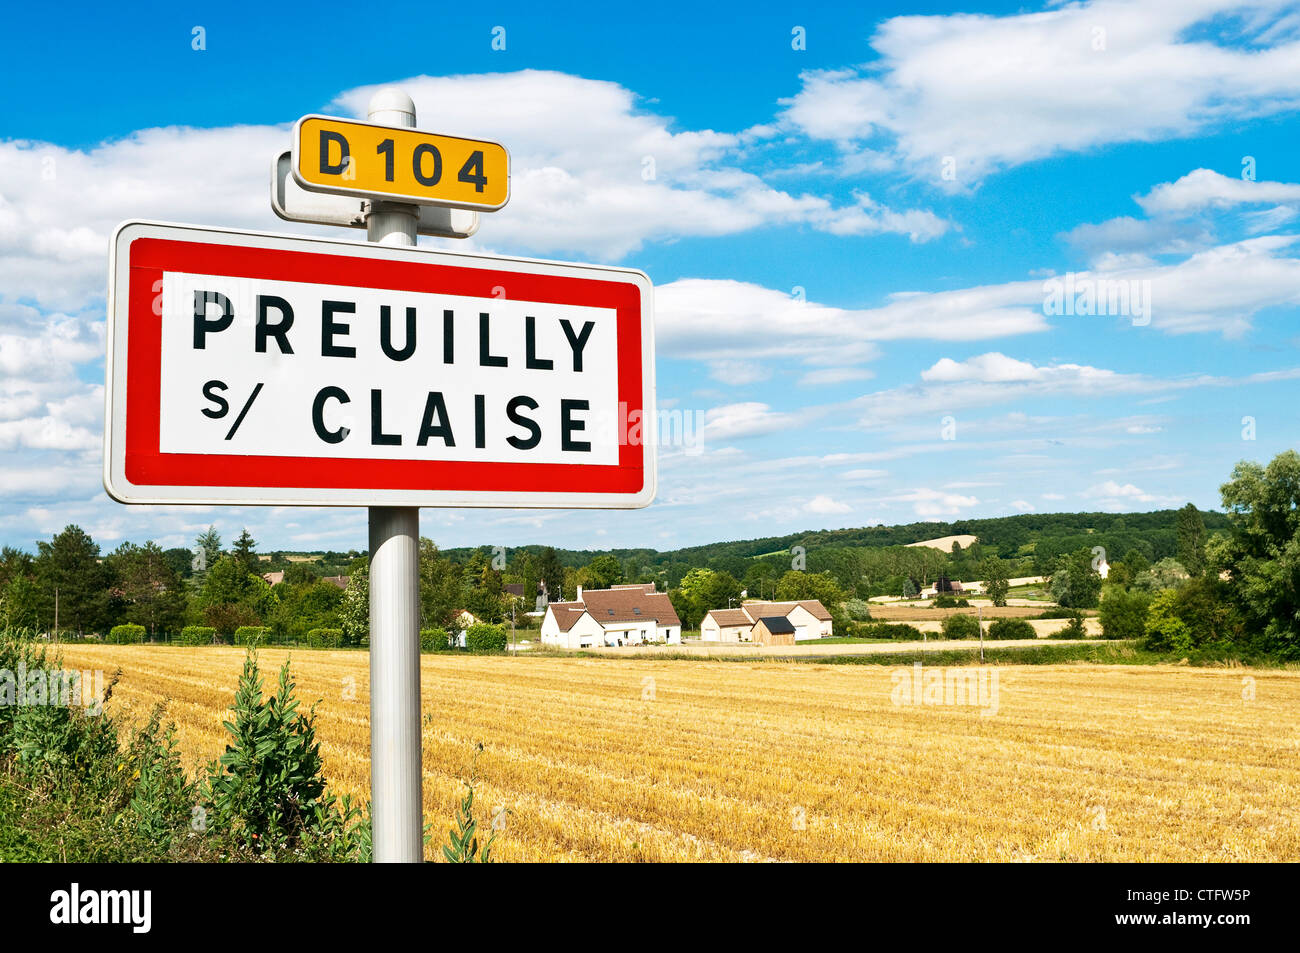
xmin=2 ymin=0 xmax=1300 ymax=554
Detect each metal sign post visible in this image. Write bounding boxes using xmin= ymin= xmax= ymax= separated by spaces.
xmin=104 ymin=86 xmax=655 ymax=865
xmin=364 ymin=89 xmax=424 ymax=864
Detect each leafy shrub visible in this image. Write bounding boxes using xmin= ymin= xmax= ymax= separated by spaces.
xmin=941 ymin=614 xmax=981 ymax=640
xmin=1098 ymin=588 xmax=1151 ymax=640
xmin=987 ymin=618 xmax=1036 ymax=640
xmin=843 ymin=599 xmax=873 ymax=622
xmin=933 ymin=595 xmax=971 ymax=608
xmin=860 ymin=622 xmax=925 ymax=641
xmin=107 ymin=624 xmax=146 ymax=644
xmin=1034 ymin=607 xmax=1084 ymax=620
xmin=464 ymin=623 xmax=507 ymax=653
xmin=1141 ymin=578 xmax=1243 ymax=653
xmin=1054 ymin=611 xmax=1088 ymax=639
xmin=202 ymin=651 xmax=367 ymax=859
xmin=305 ymin=628 xmax=343 ymax=649
xmin=441 ymin=746 xmax=498 ymax=863
xmin=177 ymin=625 xmax=216 ymax=646
xmin=420 ymin=628 xmax=451 ymax=652
xmin=233 ymin=626 xmax=269 ymax=646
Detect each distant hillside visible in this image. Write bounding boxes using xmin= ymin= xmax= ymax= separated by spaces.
xmin=439 ymin=509 xmax=1231 ymax=570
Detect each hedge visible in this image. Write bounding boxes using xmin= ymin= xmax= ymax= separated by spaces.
xmin=859 ymin=622 xmax=925 ymax=641
xmin=305 ymin=628 xmax=343 ymax=649
xmin=987 ymin=618 xmax=1036 ymax=640
xmin=941 ymin=614 xmax=982 ymax=640
xmin=234 ymin=626 xmax=270 ymax=646
xmin=107 ymin=624 xmax=146 ymax=644
xmin=464 ymin=623 xmax=507 ymax=653
xmin=420 ymin=628 xmax=450 ymax=652
xmin=177 ymin=625 xmax=216 ymax=646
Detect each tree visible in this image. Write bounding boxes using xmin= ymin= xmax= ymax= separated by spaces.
xmin=581 ymin=555 xmax=623 ymax=590
xmin=773 ymin=570 xmax=845 ymax=608
xmin=34 ymin=525 xmax=113 ymax=635
xmin=194 ymin=526 xmax=223 ymax=576
xmin=1176 ymin=503 xmax=1207 ymax=577
xmin=232 ymin=529 xmax=258 ymax=572
xmin=339 ymin=564 xmax=369 ymax=646
xmin=109 ymin=541 xmax=188 ymax=640
xmin=1142 ymin=578 xmax=1242 ymax=653
xmin=1134 ymin=557 xmax=1190 ymax=593
xmin=536 ymin=547 xmax=565 ymax=604
xmin=1048 ymin=549 xmax=1102 ymax=609
xmin=1217 ymin=450 xmax=1300 ymax=655
xmin=419 ymin=539 xmax=464 ymax=629
xmin=982 ymin=558 xmax=1009 ymax=607
xmin=198 ymin=556 xmax=273 ymax=637
xmin=1098 ymin=587 xmax=1151 ymax=641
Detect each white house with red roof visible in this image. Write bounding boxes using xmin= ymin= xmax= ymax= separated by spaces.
xmin=699 ymin=600 xmax=833 ymax=643
xmin=540 ymin=583 xmax=682 ymax=649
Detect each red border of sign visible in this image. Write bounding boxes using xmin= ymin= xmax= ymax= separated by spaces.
xmin=117 ymin=232 xmax=646 ymax=498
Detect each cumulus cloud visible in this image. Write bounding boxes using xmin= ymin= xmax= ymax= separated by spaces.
xmin=804 ymin=494 xmax=852 ymax=514
xmin=335 ymin=72 xmax=948 ymax=259
xmin=782 ymin=1 xmax=1300 ymax=182
xmin=1136 ymin=168 xmax=1300 ymax=217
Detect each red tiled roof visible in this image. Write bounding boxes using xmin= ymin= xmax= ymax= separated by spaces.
xmin=706 ymin=608 xmax=753 ymax=627
xmin=739 ymin=600 xmax=832 ymax=622
xmin=554 ymin=586 xmax=680 ymax=629
xmin=547 ymin=602 xmax=590 ymax=633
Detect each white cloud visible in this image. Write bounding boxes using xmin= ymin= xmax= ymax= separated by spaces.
xmin=804 ymin=494 xmax=852 ymax=515
xmin=1010 ymin=500 xmax=1036 ymax=512
xmin=783 ymin=1 xmax=1300 ymax=182
xmin=893 ymin=488 xmax=979 ymax=518
xmin=655 ymin=277 xmax=1049 ymax=369
xmin=1136 ymin=168 xmax=1300 ymax=217
xmin=336 ymin=72 xmax=948 ymax=259
xmin=707 ymin=360 xmax=770 ymax=386
xmin=701 ymin=402 xmax=800 ymax=439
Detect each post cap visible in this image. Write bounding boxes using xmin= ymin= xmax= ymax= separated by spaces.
xmin=368 ymin=87 xmax=416 ymax=126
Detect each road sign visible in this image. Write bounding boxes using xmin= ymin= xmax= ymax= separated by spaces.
xmin=105 ymin=220 xmax=655 ymax=509
xmin=292 ymin=115 xmax=509 ymax=211
xmin=272 ymin=152 xmax=479 ymax=238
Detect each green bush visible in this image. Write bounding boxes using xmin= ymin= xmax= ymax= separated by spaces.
xmin=420 ymin=628 xmax=451 ymax=652
xmin=202 ymin=651 xmax=367 ymax=859
xmin=1098 ymin=588 xmax=1151 ymax=640
xmin=860 ymin=622 xmax=925 ymax=641
xmin=107 ymin=624 xmax=146 ymax=644
xmin=177 ymin=625 xmax=216 ymax=646
xmin=843 ymin=599 xmax=873 ymax=622
xmin=1054 ymin=612 xmax=1088 ymax=639
xmin=305 ymin=628 xmax=343 ymax=649
xmin=1035 ymin=607 xmax=1084 ymax=620
xmin=933 ymin=595 xmax=971 ymax=609
xmin=464 ymin=623 xmax=507 ymax=653
xmin=233 ymin=626 xmax=269 ymax=646
xmin=1141 ymin=578 xmax=1242 ymax=653
xmin=941 ymin=614 xmax=981 ymax=640
xmin=987 ymin=618 xmax=1036 ymax=640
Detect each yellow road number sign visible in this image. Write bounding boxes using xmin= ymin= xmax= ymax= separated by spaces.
xmin=292 ymin=115 xmax=509 ymax=211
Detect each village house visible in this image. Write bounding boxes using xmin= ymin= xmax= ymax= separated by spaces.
xmin=539 ymin=583 xmax=682 ymax=649
xmin=699 ymin=600 xmax=833 ymax=644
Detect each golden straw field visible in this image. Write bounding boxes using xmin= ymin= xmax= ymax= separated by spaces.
xmin=56 ymin=644 xmax=1300 ymax=862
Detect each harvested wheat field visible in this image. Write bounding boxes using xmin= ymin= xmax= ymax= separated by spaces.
xmin=56 ymin=644 xmax=1300 ymax=862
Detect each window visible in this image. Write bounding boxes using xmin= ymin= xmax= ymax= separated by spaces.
xmin=633 ymin=607 xmax=641 ymax=615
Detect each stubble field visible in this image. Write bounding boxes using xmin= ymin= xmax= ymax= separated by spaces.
xmin=56 ymin=644 xmax=1300 ymax=862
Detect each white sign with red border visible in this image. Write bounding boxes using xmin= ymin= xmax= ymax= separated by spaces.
xmin=105 ymin=221 xmax=656 ymax=508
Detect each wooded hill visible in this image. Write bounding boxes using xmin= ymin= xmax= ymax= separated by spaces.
xmin=442 ymin=508 xmax=1230 ymax=577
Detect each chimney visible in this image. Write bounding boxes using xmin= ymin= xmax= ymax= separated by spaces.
xmin=576 ymin=585 xmax=583 ymax=601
